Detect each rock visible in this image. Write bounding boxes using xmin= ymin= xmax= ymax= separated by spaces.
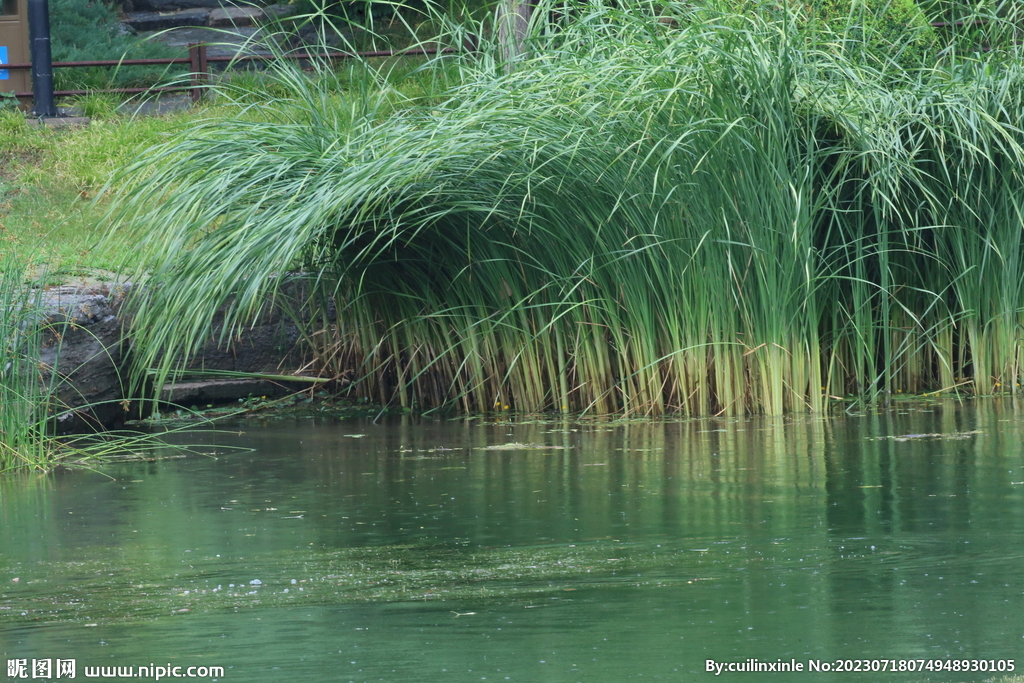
xmin=159 ymin=378 xmax=311 ymax=403
xmin=129 ymin=0 xmax=260 ymax=13
xmin=262 ymin=3 xmax=297 ymax=20
xmin=123 ymin=9 xmax=211 ymax=31
xmin=38 ymin=285 xmax=133 ymax=435
xmin=36 ymin=280 xmax=317 ymax=435
xmin=209 ymin=7 xmax=264 ymax=27
xmin=26 ymin=117 xmax=92 ymax=129
xmin=118 ymin=93 xmax=194 ymax=118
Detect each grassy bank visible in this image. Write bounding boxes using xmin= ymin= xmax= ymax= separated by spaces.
xmin=0 ymin=52 xmax=442 ymax=273
xmin=8 ymin=1 xmax=1024 ymax=420
xmin=0 ymin=108 xmax=189 ymax=274
xmin=0 ymin=46 xmax=452 ymax=469
xmin=95 ymin=0 xmax=1024 ymax=416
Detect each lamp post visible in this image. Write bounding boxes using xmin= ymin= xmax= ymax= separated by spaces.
xmin=27 ymin=0 xmax=55 ymax=117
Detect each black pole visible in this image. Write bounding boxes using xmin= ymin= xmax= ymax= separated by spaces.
xmin=27 ymin=0 xmax=57 ymax=118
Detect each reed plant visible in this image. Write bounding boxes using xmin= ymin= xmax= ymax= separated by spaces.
xmin=0 ymin=255 xmax=56 ymax=471
xmin=0 ymin=254 xmax=212 ymax=472
xmin=105 ymin=0 xmax=1024 ymax=415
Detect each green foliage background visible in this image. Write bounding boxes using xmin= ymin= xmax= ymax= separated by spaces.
xmin=806 ymin=0 xmax=939 ymax=67
xmin=50 ymin=0 xmax=181 ymax=90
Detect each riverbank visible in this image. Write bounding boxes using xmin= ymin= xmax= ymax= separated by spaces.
xmin=9 ymin=0 xmax=1024 ymax=461
xmin=98 ymin=4 xmax=1024 ymax=417
xmin=1 ymin=23 xmax=458 ymax=470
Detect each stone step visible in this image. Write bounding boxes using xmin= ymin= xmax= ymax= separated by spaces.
xmin=209 ymin=7 xmax=262 ymax=27
xmin=122 ymin=4 xmax=293 ymax=32
xmin=124 ymin=8 xmax=212 ymax=31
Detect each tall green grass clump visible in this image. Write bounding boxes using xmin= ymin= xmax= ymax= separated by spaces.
xmin=0 ymin=256 xmax=56 ymax=471
xmin=106 ymin=1 xmax=1024 ymax=415
xmin=0 ymin=255 xmax=221 ymax=472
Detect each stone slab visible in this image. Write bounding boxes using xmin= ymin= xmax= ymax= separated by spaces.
xmin=26 ymin=116 xmax=91 ymax=129
xmin=129 ymin=0 xmax=260 ymax=12
xmin=124 ymin=8 xmax=210 ymax=31
xmin=209 ymin=7 xmax=263 ymax=27
xmin=160 ymin=378 xmax=311 ymax=403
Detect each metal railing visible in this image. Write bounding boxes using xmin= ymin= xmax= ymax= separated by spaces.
xmin=5 ymin=43 xmax=456 ymax=104
xmin=3 ymin=19 xmax=995 ymax=106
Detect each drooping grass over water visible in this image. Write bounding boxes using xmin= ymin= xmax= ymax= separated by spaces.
xmin=107 ymin=2 xmax=1024 ymax=415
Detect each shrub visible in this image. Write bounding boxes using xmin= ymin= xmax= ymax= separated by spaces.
xmin=807 ymin=0 xmax=939 ymax=69
xmin=50 ymin=0 xmax=182 ymax=91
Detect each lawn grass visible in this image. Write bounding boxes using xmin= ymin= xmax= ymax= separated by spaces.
xmin=0 ymin=50 xmax=446 ymax=278
xmin=0 ymin=108 xmax=189 ymax=275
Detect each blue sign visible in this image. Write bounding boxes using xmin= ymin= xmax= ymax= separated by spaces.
xmin=0 ymin=46 xmax=8 ymax=80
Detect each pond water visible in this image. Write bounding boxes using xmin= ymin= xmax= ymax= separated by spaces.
xmin=3 ymin=400 xmax=1024 ymax=682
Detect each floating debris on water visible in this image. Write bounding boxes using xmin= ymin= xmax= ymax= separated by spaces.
xmin=866 ymin=430 xmax=982 ymax=442
xmin=475 ymin=443 xmax=568 ymax=451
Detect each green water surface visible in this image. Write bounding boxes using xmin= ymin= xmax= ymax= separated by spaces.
xmin=3 ymin=400 xmax=1024 ymax=682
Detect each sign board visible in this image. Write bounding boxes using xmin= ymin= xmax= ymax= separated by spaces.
xmin=0 ymin=0 xmax=30 ymax=94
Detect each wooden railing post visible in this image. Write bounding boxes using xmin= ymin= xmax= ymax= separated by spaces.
xmin=188 ymin=43 xmax=208 ymax=103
